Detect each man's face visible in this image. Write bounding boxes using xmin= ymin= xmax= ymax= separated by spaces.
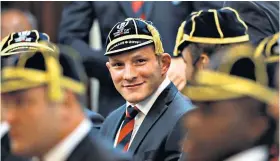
xmin=181 ymin=47 xmax=194 ymax=81
xmin=106 ymin=45 xmax=170 ymax=104
xmin=1 ymin=86 xmax=62 ymax=157
xmin=182 ymin=98 xmax=267 ymax=161
xmin=1 ymin=10 xmax=32 ymax=40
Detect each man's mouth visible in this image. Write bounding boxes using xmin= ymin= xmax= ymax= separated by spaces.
xmin=123 ymin=82 xmax=144 ymax=88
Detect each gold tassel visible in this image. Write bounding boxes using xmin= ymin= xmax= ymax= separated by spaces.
xmin=147 ymin=24 xmax=164 ymax=55
xmin=173 ymin=21 xmax=186 ymax=56
xmin=45 ymin=53 xmax=63 ymax=102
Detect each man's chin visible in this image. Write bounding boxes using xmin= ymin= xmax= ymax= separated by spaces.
xmin=124 ymin=95 xmax=146 ymax=104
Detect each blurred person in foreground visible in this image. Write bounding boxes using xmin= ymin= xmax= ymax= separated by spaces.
xmin=99 ymin=18 xmax=193 ymax=161
xmin=1 ymin=41 xmax=132 ymax=161
xmin=1 ymin=31 xmax=104 ymax=161
xmin=173 ymin=7 xmax=250 ymax=84
xmin=1 ymin=30 xmax=51 ymax=161
xmin=180 ymin=44 xmax=278 ymax=161
xmin=1 ymin=8 xmax=37 ymax=40
xmin=254 ymin=32 xmax=279 ymax=161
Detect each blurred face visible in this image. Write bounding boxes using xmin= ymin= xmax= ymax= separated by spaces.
xmin=181 ymin=47 xmax=194 ymax=81
xmin=1 ymin=86 xmax=63 ymax=157
xmin=181 ymin=46 xmax=210 ymax=82
xmin=1 ymin=10 xmax=32 ymax=39
xmin=182 ymin=98 xmax=268 ymax=161
xmin=106 ymin=45 xmax=170 ymax=104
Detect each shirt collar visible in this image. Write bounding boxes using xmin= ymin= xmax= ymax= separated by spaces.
xmin=41 ymin=118 xmax=93 ymax=161
xmin=224 ymin=145 xmax=268 ymax=161
xmin=0 ymin=121 xmax=10 ymax=139
xmin=126 ymin=77 xmax=171 ymax=116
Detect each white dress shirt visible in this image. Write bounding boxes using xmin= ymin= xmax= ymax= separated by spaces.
xmin=33 ymin=118 xmax=92 ymax=161
xmin=224 ymin=146 xmax=268 ymax=161
xmin=0 ymin=121 xmax=10 ymax=139
xmin=114 ymin=77 xmax=171 ymax=149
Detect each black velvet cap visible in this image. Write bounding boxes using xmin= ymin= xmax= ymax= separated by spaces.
xmin=174 ymin=7 xmax=249 ymax=56
xmin=1 ymin=42 xmax=86 ymax=102
xmin=105 ymin=18 xmax=164 ymax=56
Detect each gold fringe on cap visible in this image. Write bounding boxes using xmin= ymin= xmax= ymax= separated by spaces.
xmin=1 ymin=41 xmax=85 ymax=102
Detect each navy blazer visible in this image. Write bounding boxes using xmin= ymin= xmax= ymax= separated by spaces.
xmin=99 ymin=83 xmax=193 ymax=161
xmin=1 ymin=133 xmax=30 ymax=161
xmin=84 ymin=108 xmax=104 ymax=130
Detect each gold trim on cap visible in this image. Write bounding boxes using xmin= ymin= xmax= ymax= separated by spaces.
xmin=173 ymin=21 xmax=186 ymax=56
xmin=1 ymin=41 xmax=85 ymax=102
xmin=182 ymin=70 xmax=277 ymax=105
xmin=221 ymin=7 xmax=248 ymax=31
xmin=190 ymin=10 xmax=203 ymax=37
xmin=265 ymin=32 xmax=279 ymax=57
xmin=1 ymin=42 xmax=55 ymax=56
xmin=209 ymin=9 xmax=224 ymax=38
xmin=181 ymin=34 xmax=249 ymax=44
xmin=106 ymin=35 xmax=154 ymax=52
xmin=105 ymin=18 xmax=164 ymax=55
xmin=1 ymin=68 xmax=85 ymax=95
xmin=105 ymin=40 xmax=153 ymax=55
xmin=217 ymin=44 xmax=268 ymax=86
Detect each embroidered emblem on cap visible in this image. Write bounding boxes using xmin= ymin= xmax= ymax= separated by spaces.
xmin=14 ymin=31 xmax=32 ymax=42
xmin=113 ymin=21 xmax=130 ymax=37
xmin=105 ymin=18 xmax=164 ymax=56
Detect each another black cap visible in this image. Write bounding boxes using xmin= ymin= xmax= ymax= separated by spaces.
xmin=1 ymin=30 xmax=50 ymax=55
xmin=182 ymin=43 xmax=277 ymax=105
xmin=254 ymin=33 xmax=279 ymax=89
xmin=1 ymin=42 xmax=86 ymax=102
xmin=174 ymin=7 xmax=249 ymax=56
xmin=105 ymin=18 xmax=164 ymax=56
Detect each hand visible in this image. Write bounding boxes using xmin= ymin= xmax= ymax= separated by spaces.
xmin=168 ymin=57 xmax=187 ymax=91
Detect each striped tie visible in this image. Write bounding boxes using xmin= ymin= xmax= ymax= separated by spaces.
xmin=116 ymin=105 xmax=139 ymax=151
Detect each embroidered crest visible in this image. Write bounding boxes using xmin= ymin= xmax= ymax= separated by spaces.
xmin=113 ymin=21 xmax=130 ymax=37
xmin=14 ymin=31 xmax=32 ymax=42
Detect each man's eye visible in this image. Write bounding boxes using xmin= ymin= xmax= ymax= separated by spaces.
xmin=113 ymin=63 xmax=123 ymax=67
xmin=136 ymin=59 xmax=146 ymax=64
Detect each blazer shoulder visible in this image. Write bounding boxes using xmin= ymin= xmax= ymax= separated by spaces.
xmin=106 ymin=104 xmax=126 ymax=120
xmin=99 ymin=105 xmax=125 ymax=134
xmin=171 ymin=91 xmax=193 ymax=113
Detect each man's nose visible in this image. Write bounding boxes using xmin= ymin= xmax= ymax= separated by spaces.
xmin=123 ymin=64 xmax=137 ymax=81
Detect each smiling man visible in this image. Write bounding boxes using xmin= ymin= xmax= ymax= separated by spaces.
xmin=99 ymin=18 xmax=193 ymax=161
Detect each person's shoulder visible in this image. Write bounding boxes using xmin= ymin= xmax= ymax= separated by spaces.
xmin=106 ymin=104 xmax=126 ymax=119
xmin=88 ymin=134 xmax=132 ymax=161
xmin=171 ymin=90 xmax=193 ymax=111
xmin=69 ymin=129 xmax=132 ymax=161
xmin=84 ymin=108 xmax=104 ymax=125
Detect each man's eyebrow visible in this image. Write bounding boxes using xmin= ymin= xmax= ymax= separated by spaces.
xmin=131 ymin=53 xmax=146 ymax=59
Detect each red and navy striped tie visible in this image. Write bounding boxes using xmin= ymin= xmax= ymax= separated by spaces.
xmin=116 ymin=105 xmax=139 ymax=151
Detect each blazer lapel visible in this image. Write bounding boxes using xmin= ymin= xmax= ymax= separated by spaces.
xmin=129 ymin=83 xmax=178 ymax=153
xmin=119 ymin=1 xmax=135 ymax=18
xmin=109 ymin=105 xmax=126 ymax=142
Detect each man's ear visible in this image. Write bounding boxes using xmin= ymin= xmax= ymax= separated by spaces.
xmin=160 ymin=53 xmax=171 ymax=75
xmin=106 ymin=62 xmax=111 ymax=70
xmin=62 ymin=90 xmax=76 ymax=109
xmin=196 ymin=53 xmax=209 ymax=69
